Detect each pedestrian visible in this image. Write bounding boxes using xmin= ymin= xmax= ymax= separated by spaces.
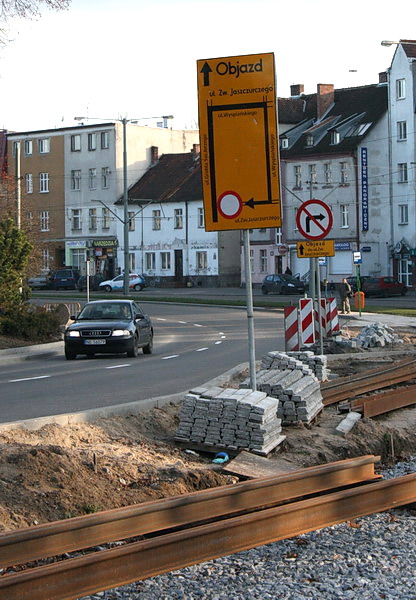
xmin=285 ymin=266 xmax=292 ymax=275
xmin=339 ymin=278 xmax=352 ymax=314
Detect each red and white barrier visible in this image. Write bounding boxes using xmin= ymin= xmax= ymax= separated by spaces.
xmin=299 ymin=298 xmax=315 ymax=346
xmin=284 ymin=306 xmax=299 ymax=351
xmin=314 ymin=299 xmax=327 ymax=339
xmin=326 ymin=297 xmax=340 ymax=335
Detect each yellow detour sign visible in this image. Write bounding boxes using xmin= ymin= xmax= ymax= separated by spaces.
xmin=297 ymin=239 xmax=335 ymax=258
xmin=197 ymin=53 xmax=281 ymax=231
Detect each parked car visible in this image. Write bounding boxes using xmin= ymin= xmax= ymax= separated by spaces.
xmin=64 ymin=299 xmax=153 ymax=360
xmin=27 ymin=272 xmax=53 ymax=289
xmin=360 ymin=276 xmax=407 ymax=297
xmin=346 ymin=276 xmax=371 ymax=293
xmin=99 ymin=273 xmax=147 ymax=292
xmin=261 ymin=274 xmax=306 ymax=295
xmin=51 ymin=268 xmax=80 ymax=290
xmin=77 ymin=273 xmax=105 ymax=291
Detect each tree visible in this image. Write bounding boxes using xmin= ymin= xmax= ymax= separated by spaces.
xmin=0 ymin=216 xmax=33 ymax=312
xmin=1 ymin=0 xmax=71 ymax=47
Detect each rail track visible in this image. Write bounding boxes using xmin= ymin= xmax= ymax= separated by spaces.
xmin=1 ymin=455 xmax=415 ymax=600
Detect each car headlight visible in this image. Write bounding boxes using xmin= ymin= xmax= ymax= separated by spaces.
xmin=112 ymin=329 xmax=131 ymax=337
xmin=67 ymin=331 xmax=80 ymax=337
xmin=288 ymin=283 xmax=295 ymax=287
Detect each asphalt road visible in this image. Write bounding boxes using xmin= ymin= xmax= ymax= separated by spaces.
xmin=0 ymin=303 xmax=285 ymax=424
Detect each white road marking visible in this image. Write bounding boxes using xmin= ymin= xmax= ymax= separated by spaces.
xmin=177 ymin=321 xmax=187 ymax=324
xmin=215 ymin=341 xmax=222 ymax=345
xmin=193 ymin=324 xmax=204 ymax=327
xmin=162 ymin=355 xmax=179 ymax=360
xmin=156 ymin=318 xmax=167 ymax=321
xmin=9 ymin=375 xmax=51 ymax=383
xmin=221 ymin=335 xmax=226 ymax=339
xmin=196 ymin=347 xmax=209 ymax=352
xmin=105 ymin=364 xmax=131 ymax=369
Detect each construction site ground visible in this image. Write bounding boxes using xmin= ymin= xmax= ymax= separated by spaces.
xmin=0 ymin=326 xmax=415 ymax=533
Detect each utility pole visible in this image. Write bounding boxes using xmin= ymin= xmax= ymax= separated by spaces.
xmin=122 ymin=118 xmax=129 ymax=296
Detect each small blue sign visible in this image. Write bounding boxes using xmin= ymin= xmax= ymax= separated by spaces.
xmin=335 ymin=242 xmax=352 ymax=250
xmin=361 ymin=246 xmax=371 ymax=252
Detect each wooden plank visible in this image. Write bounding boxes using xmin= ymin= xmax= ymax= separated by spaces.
xmin=223 ymin=450 xmax=297 ymax=478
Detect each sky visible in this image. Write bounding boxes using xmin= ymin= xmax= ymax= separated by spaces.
xmin=0 ymin=0 xmax=414 ymax=133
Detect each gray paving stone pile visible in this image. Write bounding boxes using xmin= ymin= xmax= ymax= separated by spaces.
xmin=241 ymin=352 xmax=324 ymax=425
xmin=80 ymin=457 xmax=416 ymax=600
xmin=334 ymin=321 xmax=405 ymax=350
xmin=174 ymin=387 xmax=284 ymax=455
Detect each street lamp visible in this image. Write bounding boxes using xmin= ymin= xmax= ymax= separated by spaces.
xmin=381 ymin=40 xmax=416 ymax=47
xmin=74 ymin=115 xmax=173 ymax=295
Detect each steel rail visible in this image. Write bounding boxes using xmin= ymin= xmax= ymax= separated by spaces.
xmin=322 ymin=361 xmax=416 ymax=405
xmin=321 ymin=358 xmax=416 ymax=391
xmin=1 ymin=474 xmax=414 ymax=600
xmin=350 ymin=383 xmax=416 ymax=417
xmin=0 ymin=455 xmax=380 ymax=568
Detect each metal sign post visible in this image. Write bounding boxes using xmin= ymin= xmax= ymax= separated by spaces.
xmin=243 ymin=230 xmax=256 ymax=390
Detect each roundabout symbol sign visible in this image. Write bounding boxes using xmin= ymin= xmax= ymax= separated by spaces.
xmin=296 ymin=199 xmax=333 ymax=240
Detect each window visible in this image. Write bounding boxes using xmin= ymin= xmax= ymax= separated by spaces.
xmin=38 ymin=138 xmax=50 ymax=154
xmin=102 ymin=207 xmax=110 ymax=229
xmin=145 ymin=252 xmax=156 ymax=271
xmin=196 ymin=251 xmax=208 ymax=270
xmin=198 ymin=207 xmax=204 ymax=228
xmin=324 ymin=163 xmax=332 ymax=185
xmin=39 ymin=172 xmax=49 ymax=193
xmin=260 ymin=249 xmax=267 ymax=273
xmin=101 ymin=167 xmax=110 ymax=189
xmin=71 ymin=169 xmax=81 ymax=191
xmin=70 ymin=134 xmax=81 ymax=152
xmin=40 ymin=210 xmax=49 ymax=231
xmin=128 ymin=211 xmax=135 ymax=231
xmin=340 ymin=162 xmax=349 ymax=184
xmin=275 ymin=227 xmax=282 ymax=244
xmin=27 ymin=211 xmax=33 ymax=229
xmin=294 ymin=165 xmax=302 ymax=188
xmin=152 ymin=209 xmax=161 ymax=230
xmin=397 ymin=121 xmax=407 ymax=141
xmin=340 ymin=204 xmax=349 ymax=228
xmin=89 ymin=168 xmax=96 ymax=189
xmin=72 ymin=209 xmax=82 ymax=230
xmin=399 ymin=204 xmax=408 ymax=224
xmin=101 ymin=131 xmax=109 ymax=149
xmin=24 ymin=140 xmax=33 ymax=155
xmin=25 ymin=173 xmax=33 ymax=194
xmin=281 ymin=137 xmax=289 ymax=149
xmin=331 ymin=131 xmax=340 ymax=144
xmin=174 ymin=208 xmax=183 ymax=229
xmin=71 ymin=249 xmax=86 ymax=269
xmin=161 ymin=252 xmax=171 ymax=270
xmin=129 ymin=253 xmax=136 ymax=272
xmin=306 ymin=135 xmax=314 ymax=147
xmin=308 ymin=164 xmax=317 ymax=184
xmin=396 ymin=78 xmax=405 ymax=100
xmin=398 ymin=163 xmax=408 ymax=183
xmin=42 ymin=248 xmax=50 ymax=270
xmin=89 ymin=208 xmax=97 ymax=230
xmin=88 ymin=133 xmax=96 ymax=151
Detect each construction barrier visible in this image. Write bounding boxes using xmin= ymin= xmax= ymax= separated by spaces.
xmin=299 ymin=298 xmax=315 ymax=346
xmin=284 ymin=306 xmax=299 ymax=351
xmin=314 ymin=299 xmax=327 ymax=339
xmin=326 ymin=297 xmax=340 ymax=335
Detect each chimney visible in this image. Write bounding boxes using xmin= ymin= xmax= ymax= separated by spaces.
xmin=379 ymin=71 xmax=388 ymax=83
xmin=317 ymin=84 xmax=334 ymax=119
xmin=150 ymin=146 xmax=158 ymax=164
xmin=290 ymin=84 xmax=304 ymax=97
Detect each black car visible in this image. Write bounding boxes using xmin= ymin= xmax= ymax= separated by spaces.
xmin=64 ymin=300 xmax=153 ymax=360
xmin=261 ymin=274 xmax=306 ymax=295
xmin=51 ymin=268 xmax=80 ymax=290
xmin=77 ymin=274 xmax=105 ymax=291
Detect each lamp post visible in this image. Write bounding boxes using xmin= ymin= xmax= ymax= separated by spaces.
xmin=74 ymin=115 xmax=173 ymax=295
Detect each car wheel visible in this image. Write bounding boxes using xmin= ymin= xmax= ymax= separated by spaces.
xmin=104 ymin=285 xmax=112 ymax=293
xmin=143 ymin=333 xmax=153 ymax=355
xmin=133 ymin=284 xmax=143 ymax=291
xmin=261 ymin=286 xmax=268 ymax=295
xmin=127 ymin=335 xmax=139 ymax=358
xmin=401 ymin=289 xmax=407 ymax=296
xmin=65 ymin=348 xmax=76 ymax=360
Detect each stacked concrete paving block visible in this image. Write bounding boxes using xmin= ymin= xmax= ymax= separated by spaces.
xmin=175 ymin=387 xmax=285 ymax=455
xmin=240 ymin=351 xmax=324 ymax=425
xmin=287 ymin=350 xmax=330 ymax=381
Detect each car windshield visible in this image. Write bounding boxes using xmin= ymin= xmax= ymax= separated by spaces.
xmin=282 ymin=275 xmax=301 ymax=284
xmin=77 ymin=303 xmax=131 ymax=320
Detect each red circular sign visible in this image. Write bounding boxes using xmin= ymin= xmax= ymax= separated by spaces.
xmin=217 ymin=191 xmax=243 ymax=219
xmin=295 ymin=199 xmax=333 ymax=240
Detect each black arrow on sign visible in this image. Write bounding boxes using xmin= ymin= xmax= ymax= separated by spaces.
xmin=306 ymin=213 xmax=325 ymax=233
xmin=200 ymin=62 xmax=212 ymax=86
xmin=298 ymin=244 xmax=305 ymax=256
xmin=245 ymin=197 xmax=280 ymax=209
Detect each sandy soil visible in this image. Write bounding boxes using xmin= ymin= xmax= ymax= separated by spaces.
xmin=0 ymin=330 xmax=415 ymax=533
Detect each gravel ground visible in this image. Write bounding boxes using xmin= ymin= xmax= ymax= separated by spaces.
xmin=80 ymin=458 xmax=416 ymax=600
